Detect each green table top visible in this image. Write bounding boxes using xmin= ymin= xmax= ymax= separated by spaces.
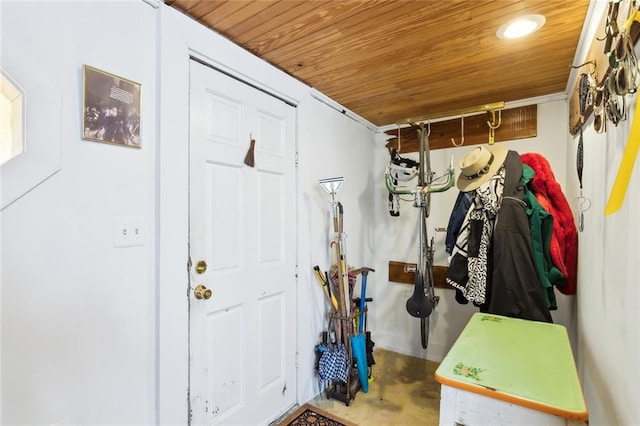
xmin=435 ymin=313 xmax=588 ymax=421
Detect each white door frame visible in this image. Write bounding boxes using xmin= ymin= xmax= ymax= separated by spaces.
xmin=157 ymin=5 xmax=307 ymax=424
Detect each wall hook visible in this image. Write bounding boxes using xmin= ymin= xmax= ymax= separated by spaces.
xmin=570 ymin=59 xmax=597 ymax=78
xmin=419 ymin=121 xmax=432 ymax=137
xmin=451 ymin=115 xmax=464 ymax=147
xmin=425 ymin=121 xmax=431 ymax=137
xmin=487 ymin=109 xmax=502 ymax=145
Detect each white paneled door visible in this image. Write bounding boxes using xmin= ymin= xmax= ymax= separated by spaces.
xmin=188 ymin=60 xmax=297 ymax=425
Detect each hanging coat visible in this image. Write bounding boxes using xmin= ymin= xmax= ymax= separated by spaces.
xmin=521 ymin=164 xmax=563 ymax=310
xmin=483 ymin=151 xmax=552 ymax=323
xmin=445 ymin=191 xmax=474 ymax=305
xmin=445 ymin=191 xmax=473 ymax=255
xmin=520 ymin=153 xmax=578 ymax=295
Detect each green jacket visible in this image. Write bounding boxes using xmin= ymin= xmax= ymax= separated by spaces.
xmin=521 ymin=164 xmax=564 ymax=310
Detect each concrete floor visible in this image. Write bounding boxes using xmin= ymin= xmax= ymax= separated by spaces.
xmin=310 ymin=349 xmax=441 ymax=425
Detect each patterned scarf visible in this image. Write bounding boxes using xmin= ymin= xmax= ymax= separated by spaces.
xmin=465 ymin=167 xmax=505 ymax=303
xmin=447 ymin=166 xmax=505 ymax=303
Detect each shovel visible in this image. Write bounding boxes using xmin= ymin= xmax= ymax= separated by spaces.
xmin=351 ymin=267 xmax=374 ymax=392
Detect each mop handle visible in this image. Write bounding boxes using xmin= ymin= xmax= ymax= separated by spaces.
xmin=359 ymin=273 xmax=367 ymax=334
xmin=357 ymin=267 xmax=375 ymax=334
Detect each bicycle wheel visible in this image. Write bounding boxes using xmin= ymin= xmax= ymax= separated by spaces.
xmin=417 ymin=124 xmax=435 ymax=351
xmin=421 ymin=242 xmax=434 ymax=350
xmin=425 ymin=237 xmax=436 ymax=299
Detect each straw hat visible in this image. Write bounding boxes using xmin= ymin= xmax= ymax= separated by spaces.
xmin=456 ymin=145 xmax=509 ymax=192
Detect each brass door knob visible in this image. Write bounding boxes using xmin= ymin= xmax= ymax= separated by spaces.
xmin=194 ymin=284 xmax=212 ymax=300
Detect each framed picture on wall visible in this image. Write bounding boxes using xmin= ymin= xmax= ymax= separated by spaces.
xmin=82 ymin=65 xmax=141 ymax=148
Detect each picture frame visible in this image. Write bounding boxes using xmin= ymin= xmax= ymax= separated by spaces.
xmin=82 ymin=65 xmax=141 ymax=148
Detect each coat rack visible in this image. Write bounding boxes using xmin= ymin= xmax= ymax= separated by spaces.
xmin=396 ymin=102 xmax=505 ymax=127
xmin=386 ymin=104 xmax=537 ymax=153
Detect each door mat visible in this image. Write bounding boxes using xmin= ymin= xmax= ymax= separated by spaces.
xmin=280 ymin=403 xmax=357 ymax=426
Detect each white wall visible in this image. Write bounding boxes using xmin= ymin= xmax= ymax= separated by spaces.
xmin=571 ymin=103 xmax=640 ymax=426
xmin=296 ymin=97 xmax=376 ymax=403
xmin=1 ymin=1 xmax=157 ymax=424
xmin=371 ymin=100 xmax=577 ymax=361
xmin=568 ymin=4 xmax=640 ymax=423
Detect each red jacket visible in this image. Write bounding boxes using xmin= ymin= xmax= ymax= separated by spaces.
xmin=521 ymin=153 xmax=578 ymax=295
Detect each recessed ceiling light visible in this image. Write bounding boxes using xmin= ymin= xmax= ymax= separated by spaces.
xmin=497 ymin=14 xmax=546 ymax=40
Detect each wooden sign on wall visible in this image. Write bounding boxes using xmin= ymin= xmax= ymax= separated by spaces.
xmin=388 ymin=260 xmax=451 ymax=290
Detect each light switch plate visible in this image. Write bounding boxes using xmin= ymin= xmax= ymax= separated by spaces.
xmin=113 ymin=216 xmax=145 ymax=247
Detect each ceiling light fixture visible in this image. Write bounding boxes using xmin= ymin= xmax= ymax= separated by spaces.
xmin=497 ymin=14 xmax=546 ymax=40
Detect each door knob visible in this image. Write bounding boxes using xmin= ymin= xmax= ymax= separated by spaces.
xmin=194 ymin=284 xmax=212 ymax=300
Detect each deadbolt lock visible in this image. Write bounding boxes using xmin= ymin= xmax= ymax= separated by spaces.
xmin=194 ymin=284 xmax=212 ymax=300
xmin=195 ymin=260 xmax=207 ymax=274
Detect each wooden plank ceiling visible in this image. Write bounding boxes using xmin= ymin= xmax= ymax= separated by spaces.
xmin=168 ymin=0 xmax=589 ymax=127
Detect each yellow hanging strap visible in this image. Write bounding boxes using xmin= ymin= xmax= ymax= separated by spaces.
xmin=604 ymin=94 xmax=640 ymax=215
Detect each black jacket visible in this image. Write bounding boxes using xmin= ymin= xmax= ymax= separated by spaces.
xmin=482 ymin=151 xmax=552 ymax=322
